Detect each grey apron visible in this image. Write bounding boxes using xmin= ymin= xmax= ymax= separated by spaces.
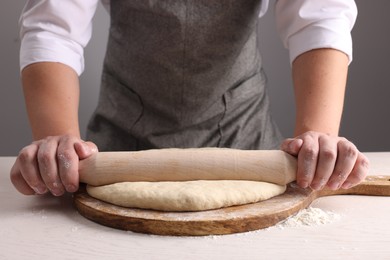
xmin=87 ymin=0 xmax=283 ymax=151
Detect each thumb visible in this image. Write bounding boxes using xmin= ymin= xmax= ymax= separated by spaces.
xmin=74 ymin=141 xmax=98 ymax=160
xmin=280 ymin=138 xmax=303 ymax=156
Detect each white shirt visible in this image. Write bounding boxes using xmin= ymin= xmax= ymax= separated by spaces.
xmin=19 ymin=0 xmax=357 ymax=76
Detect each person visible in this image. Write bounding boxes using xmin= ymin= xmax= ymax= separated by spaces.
xmin=10 ymin=0 xmax=369 ymax=197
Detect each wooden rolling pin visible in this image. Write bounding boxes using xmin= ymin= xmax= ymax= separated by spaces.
xmin=79 ymin=148 xmax=297 ymax=186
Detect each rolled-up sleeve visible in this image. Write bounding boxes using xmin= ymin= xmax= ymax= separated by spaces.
xmin=19 ymin=0 xmax=99 ymax=75
xmin=275 ymin=0 xmax=357 ymax=64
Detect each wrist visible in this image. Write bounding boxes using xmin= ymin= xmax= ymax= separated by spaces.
xmin=294 ymin=126 xmax=339 ymax=137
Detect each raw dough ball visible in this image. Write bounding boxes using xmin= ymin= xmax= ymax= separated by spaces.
xmin=86 ymin=180 xmax=286 ymax=212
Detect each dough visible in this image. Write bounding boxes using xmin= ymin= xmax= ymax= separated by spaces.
xmin=86 ymin=180 xmax=286 ymax=212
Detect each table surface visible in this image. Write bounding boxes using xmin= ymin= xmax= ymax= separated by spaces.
xmin=1 ymin=152 xmax=389 ymax=260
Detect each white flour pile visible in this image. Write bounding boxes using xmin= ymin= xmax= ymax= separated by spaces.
xmin=276 ymin=207 xmax=341 ymax=228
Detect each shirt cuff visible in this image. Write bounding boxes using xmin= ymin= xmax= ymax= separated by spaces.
xmin=20 ymin=32 xmax=84 ymax=75
xmin=287 ymin=18 xmax=353 ymax=64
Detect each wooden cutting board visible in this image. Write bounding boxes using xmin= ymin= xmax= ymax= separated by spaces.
xmin=73 ymin=175 xmax=390 ymax=236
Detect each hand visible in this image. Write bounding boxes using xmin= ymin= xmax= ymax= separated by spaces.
xmin=281 ymin=131 xmax=369 ymax=190
xmin=10 ymin=135 xmax=98 ymax=196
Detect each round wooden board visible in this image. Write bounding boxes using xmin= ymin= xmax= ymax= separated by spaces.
xmin=73 ymin=183 xmax=315 ymax=236
xmin=73 ymin=176 xmax=389 ymax=236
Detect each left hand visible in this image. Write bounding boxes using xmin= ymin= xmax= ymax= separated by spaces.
xmin=281 ymin=131 xmax=370 ymax=190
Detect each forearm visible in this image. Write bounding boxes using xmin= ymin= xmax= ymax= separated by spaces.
xmin=292 ymin=48 xmax=349 ymax=136
xmin=22 ymin=62 xmax=81 ymax=140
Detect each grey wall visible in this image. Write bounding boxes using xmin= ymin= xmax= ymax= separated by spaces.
xmin=1 ymin=0 xmax=389 ymax=156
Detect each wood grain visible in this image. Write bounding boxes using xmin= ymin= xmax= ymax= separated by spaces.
xmin=73 ymin=175 xmax=390 ymax=236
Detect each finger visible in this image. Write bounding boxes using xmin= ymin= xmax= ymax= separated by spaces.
xmin=297 ymin=134 xmax=319 ymax=188
xmin=37 ymin=137 xmax=65 ymax=196
xmin=15 ymin=144 xmax=48 ymax=195
xmin=10 ymin=161 xmax=36 ymax=195
xmin=74 ymin=141 xmax=98 ymax=160
xmin=327 ymin=139 xmax=359 ymax=190
xmin=341 ymin=153 xmax=370 ymax=189
xmin=57 ymin=136 xmax=80 ymax=193
xmin=310 ymin=135 xmax=337 ymax=190
xmin=280 ymin=138 xmax=303 ymax=156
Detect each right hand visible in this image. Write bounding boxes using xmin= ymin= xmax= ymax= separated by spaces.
xmin=10 ymin=135 xmax=98 ymax=196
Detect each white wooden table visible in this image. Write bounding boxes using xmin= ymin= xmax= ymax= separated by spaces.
xmin=1 ymin=152 xmax=389 ymax=260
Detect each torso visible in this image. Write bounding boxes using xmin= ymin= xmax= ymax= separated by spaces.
xmin=87 ymin=0 xmax=282 ymax=151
